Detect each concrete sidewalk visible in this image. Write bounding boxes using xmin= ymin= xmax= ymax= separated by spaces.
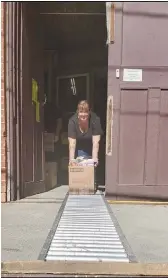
xmin=1 ymin=185 xmax=68 ymax=261
xmin=1 ymin=185 xmax=168 ymax=264
xmin=111 ymin=204 xmax=168 ymax=263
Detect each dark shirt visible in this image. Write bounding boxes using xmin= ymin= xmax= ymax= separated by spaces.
xmin=68 ymin=112 xmax=103 ymax=157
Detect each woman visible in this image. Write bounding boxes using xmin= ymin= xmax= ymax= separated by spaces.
xmin=68 ymin=100 xmax=103 ymax=165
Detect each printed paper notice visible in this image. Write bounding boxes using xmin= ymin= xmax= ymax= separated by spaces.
xmin=123 ymin=69 xmax=142 ymax=82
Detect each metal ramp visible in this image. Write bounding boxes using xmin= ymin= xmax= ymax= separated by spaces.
xmin=44 ymin=193 xmax=136 ymax=262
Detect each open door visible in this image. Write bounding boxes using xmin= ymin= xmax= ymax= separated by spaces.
xmin=105 ymin=2 xmax=168 ymax=200
xmin=20 ymin=4 xmax=45 ymax=198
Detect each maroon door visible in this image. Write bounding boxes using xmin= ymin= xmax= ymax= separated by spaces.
xmin=20 ymin=4 xmax=45 ymax=198
xmin=106 ymin=2 xmax=168 ymax=199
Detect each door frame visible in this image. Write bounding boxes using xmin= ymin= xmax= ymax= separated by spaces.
xmin=56 ymin=73 xmax=90 ymax=109
xmin=5 ymin=2 xmax=23 ymax=201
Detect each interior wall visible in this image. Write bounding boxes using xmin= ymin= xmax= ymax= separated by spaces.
xmin=57 ymin=47 xmax=107 ymax=73
xmin=54 ymin=46 xmax=107 ymax=107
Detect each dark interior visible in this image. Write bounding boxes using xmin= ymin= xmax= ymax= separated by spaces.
xmin=38 ymin=2 xmax=108 ymax=186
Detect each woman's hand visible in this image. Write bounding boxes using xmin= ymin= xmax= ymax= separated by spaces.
xmin=69 ymin=159 xmax=76 ymax=166
xmin=69 ymin=160 xmax=73 ymax=166
xmin=94 ymin=158 xmax=99 ymax=167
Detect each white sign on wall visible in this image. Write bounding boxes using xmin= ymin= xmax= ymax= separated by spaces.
xmin=123 ymin=69 xmax=142 ymax=82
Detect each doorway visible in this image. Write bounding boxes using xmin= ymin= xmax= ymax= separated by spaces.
xmin=11 ymin=2 xmax=108 ymax=200
xmin=41 ymin=2 xmax=108 ymax=188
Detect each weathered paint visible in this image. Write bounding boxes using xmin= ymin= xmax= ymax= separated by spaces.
xmin=1 ymin=2 xmax=7 ymax=202
xmin=106 ymin=2 xmax=168 ymax=199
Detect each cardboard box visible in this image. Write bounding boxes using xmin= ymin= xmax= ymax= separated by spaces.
xmin=69 ymin=166 xmax=95 ymax=195
xmin=45 ymin=162 xmax=58 ymax=190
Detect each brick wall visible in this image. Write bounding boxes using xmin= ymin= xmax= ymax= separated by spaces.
xmin=1 ymin=2 xmax=7 ymax=203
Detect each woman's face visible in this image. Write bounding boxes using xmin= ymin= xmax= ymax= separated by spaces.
xmin=78 ymin=111 xmax=89 ymax=122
